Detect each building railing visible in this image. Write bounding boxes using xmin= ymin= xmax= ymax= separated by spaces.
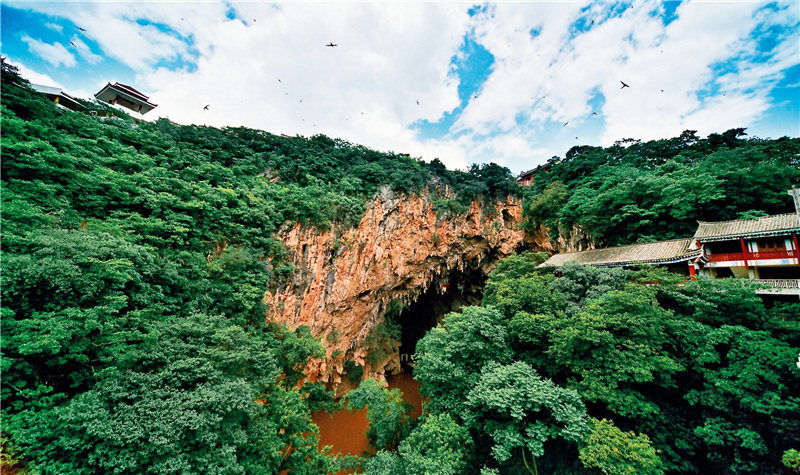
xmin=707 ymin=249 xmax=797 ymax=262
xmin=752 ymin=279 xmax=800 ymax=289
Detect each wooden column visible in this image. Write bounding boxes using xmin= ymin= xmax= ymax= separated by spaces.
xmin=793 ymin=232 xmax=799 ymax=267
xmin=740 ymin=237 xmax=749 ymax=269
xmin=688 ymin=263 xmax=697 ymax=280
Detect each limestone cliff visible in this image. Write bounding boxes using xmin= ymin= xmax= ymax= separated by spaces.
xmin=527 ymin=222 xmax=594 ymax=254
xmin=264 ymin=187 xmax=525 ymax=390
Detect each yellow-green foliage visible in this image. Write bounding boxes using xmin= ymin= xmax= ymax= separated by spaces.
xmin=579 ymin=418 xmax=664 ymax=475
xmin=783 ymin=449 xmax=800 ymax=473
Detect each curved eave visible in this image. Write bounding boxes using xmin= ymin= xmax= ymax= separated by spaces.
xmin=594 ymin=253 xmax=701 ymax=268
xmin=696 ymin=228 xmax=800 ymax=243
xmin=540 ymin=251 xmax=701 ymax=269
xmin=95 ymin=84 xmax=157 ymax=111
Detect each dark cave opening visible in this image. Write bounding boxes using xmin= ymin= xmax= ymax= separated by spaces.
xmin=394 ymin=267 xmax=488 ymax=370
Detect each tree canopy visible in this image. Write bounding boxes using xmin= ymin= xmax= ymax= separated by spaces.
xmin=522 ymin=129 xmax=800 ymax=246
xmin=0 ymin=62 xmax=518 ymax=473
xmin=406 ymin=254 xmax=800 ymax=474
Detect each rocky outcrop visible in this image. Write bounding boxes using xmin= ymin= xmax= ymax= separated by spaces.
xmin=265 ymin=187 xmax=526 ymax=390
xmin=527 ymin=222 xmax=594 ymax=254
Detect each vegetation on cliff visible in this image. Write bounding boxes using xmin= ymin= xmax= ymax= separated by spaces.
xmin=356 ymin=255 xmax=800 ymax=474
xmin=0 ymin=61 xmax=519 ymax=473
xmin=4 ymin=57 xmax=800 ymax=475
xmin=522 ymin=130 xmax=800 ymax=246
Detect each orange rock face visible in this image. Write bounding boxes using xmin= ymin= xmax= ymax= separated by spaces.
xmin=264 ymin=189 xmax=526 ymax=389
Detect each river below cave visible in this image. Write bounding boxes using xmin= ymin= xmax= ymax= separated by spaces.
xmin=311 ymin=372 xmax=423 ymax=461
xmin=312 ymin=265 xmax=488 ymax=470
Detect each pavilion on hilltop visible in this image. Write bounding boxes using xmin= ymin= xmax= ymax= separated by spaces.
xmin=94 ymin=82 xmax=157 ymax=115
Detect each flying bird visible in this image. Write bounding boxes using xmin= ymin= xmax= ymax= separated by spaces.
xmin=69 ymin=41 xmax=76 ymax=47
xmin=563 ymin=121 xmax=569 ymax=127
xmin=326 ymin=42 xmax=338 ymax=47
xmin=592 ymin=112 xmax=598 ymax=116
xmin=416 ymin=100 xmax=420 ymax=105
xmin=203 ymin=105 xmax=210 ymax=110
xmin=77 ymin=27 xmax=87 ymax=31
xmin=620 ymin=81 xmax=630 ymax=89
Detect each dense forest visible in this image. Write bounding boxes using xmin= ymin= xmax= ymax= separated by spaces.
xmin=521 ymin=130 xmax=800 ymax=246
xmin=0 ymin=62 xmax=514 ymax=473
xmin=361 ymin=257 xmax=800 ymax=474
xmin=3 ymin=56 xmax=800 ymax=475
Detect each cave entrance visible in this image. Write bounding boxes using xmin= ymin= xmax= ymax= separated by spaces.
xmin=394 ymin=267 xmax=488 ymax=371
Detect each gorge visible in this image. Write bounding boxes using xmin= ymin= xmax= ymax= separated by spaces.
xmin=265 ymin=187 xmax=527 ymax=393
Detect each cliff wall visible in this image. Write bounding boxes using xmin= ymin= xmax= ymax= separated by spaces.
xmin=527 ymin=222 xmax=594 ymax=254
xmin=265 ymin=187 xmax=526 ymax=389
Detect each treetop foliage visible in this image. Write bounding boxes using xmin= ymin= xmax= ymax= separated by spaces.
xmin=404 ymin=255 xmax=800 ymax=474
xmin=522 ymin=128 xmax=800 ymax=246
xmin=0 ymin=62 xmax=516 ymax=473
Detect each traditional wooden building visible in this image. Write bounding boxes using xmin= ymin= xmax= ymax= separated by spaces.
xmin=692 ymin=214 xmax=800 ymax=294
xmin=94 ymin=82 xmax=157 ymax=115
xmin=31 ymin=83 xmax=84 ymax=111
xmin=517 ymin=164 xmax=551 ymax=186
xmin=518 ymin=169 xmax=536 ymax=186
xmin=540 ymin=208 xmax=800 ymax=299
xmin=539 ymin=238 xmax=701 ymax=275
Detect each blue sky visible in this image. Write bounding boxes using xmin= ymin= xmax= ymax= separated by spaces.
xmin=2 ymin=1 xmax=798 ymax=174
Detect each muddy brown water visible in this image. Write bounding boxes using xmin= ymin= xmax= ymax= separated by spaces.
xmin=310 ymin=373 xmax=424 ymax=472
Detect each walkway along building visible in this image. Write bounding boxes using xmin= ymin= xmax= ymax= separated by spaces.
xmin=540 ymin=205 xmax=800 ymax=300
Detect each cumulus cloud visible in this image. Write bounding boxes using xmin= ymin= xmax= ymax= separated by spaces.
xmin=69 ymin=36 xmax=103 ymax=64
xmin=8 ymin=0 xmax=798 ymax=172
xmin=9 ymin=57 xmax=64 ymax=88
xmin=21 ymin=35 xmax=76 ymax=67
xmin=141 ymin=3 xmax=471 ymax=169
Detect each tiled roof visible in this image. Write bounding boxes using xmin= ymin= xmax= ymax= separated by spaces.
xmin=95 ymin=83 xmax=157 ymax=107
xmin=31 ymin=83 xmax=84 ymax=110
xmin=694 ymin=213 xmax=800 ymax=242
xmin=114 ymin=82 xmax=150 ymax=101
xmin=539 ymin=238 xmax=700 ymax=268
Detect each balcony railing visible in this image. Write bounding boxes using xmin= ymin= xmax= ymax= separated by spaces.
xmin=752 ymin=279 xmax=800 ymax=289
xmin=707 ymin=249 xmax=797 ymax=262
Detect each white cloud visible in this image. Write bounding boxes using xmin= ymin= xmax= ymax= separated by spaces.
xmin=10 ymin=1 xmax=195 ymax=70
xmin=44 ymin=22 xmax=63 ymax=33
xmin=9 ymin=0 xmax=798 ymax=173
xmin=21 ymin=35 xmax=76 ymax=67
xmin=444 ymin=0 xmax=798 ymax=167
xmin=139 ymin=3 xmax=471 ymax=169
xmin=70 ymin=36 xmax=103 ymax=64
xmin=9 ymin=58 xmax=64 ymax=88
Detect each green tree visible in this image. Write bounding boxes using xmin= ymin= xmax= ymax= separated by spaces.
xmin=463 ymin=361 xmax=588 ymax=472
xmin=579 ymin=417 xmax=664 ymax=475
xmin=686 ymin=325 xmax=800 ymax=473
xmin=398 ymin=413 xmax=472 ymax=475
xmin=414 ymin=306 xmax=513 ymax=415
xmin=345 ymin=379 xmax=414 ymax=451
